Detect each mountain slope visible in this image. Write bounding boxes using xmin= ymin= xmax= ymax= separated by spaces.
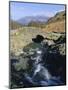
xmin=47 ymin=11 xmax=65 ymax=24
xmin=43 ymin=11 xmax=66 ymax=32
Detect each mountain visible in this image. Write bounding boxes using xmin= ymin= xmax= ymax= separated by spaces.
xmin=17 ymin=16 xmax=50 ymax=25
xmin=10 ymin=10 xmax=66 ymax=32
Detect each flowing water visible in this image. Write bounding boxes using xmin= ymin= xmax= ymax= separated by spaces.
xmin=23 ymin=47 xmax=64 ymax=87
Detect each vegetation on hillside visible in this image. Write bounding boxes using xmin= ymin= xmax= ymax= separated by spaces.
xmin=28 ymin=21 xmax=46 ymax=28
xmin=10 ymin=20 xmax=23 ymax=30
xmin=47 ymin=11 xmax=65 ymax=24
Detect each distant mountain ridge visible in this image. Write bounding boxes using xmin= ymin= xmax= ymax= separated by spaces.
xmin=10 ymin=10 xmax=66 ymax=31
xmin=17 ymin=16 xmax=50 ymax=25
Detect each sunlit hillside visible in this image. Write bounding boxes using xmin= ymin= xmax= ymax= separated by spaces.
xmin=42 ymin=11 xmax=66 ymax=32
xmin=10 ymin=20 xmax=23 ymax=30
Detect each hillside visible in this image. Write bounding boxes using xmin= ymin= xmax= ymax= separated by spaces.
xmin=10 ymin=20 xmax=23 ymax=30
xmin=28 ymin=21 xmax=46 ymax=28
xmin=42 ymin=11 xmax=66 ymax=32
xmin=47 ymin=11 xmax=65 ymax=23
xmin=43 ymin=20 xmax=65 ymax=32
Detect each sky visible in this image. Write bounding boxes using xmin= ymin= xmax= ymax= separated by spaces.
xmin=10 ymin=1 xmax=65 ymax=21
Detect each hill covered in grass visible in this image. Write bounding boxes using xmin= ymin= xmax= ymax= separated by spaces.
xmin=42 ymin=11 xmax=66 ymax=32
xmin=10 ymin=20 xmax=23 ymax=30
xmin=47 ymin=11 xmax=65 ymax=23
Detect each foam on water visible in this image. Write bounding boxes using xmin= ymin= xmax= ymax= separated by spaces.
xmin=23 ymin=48 xmax=64 ymax=86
